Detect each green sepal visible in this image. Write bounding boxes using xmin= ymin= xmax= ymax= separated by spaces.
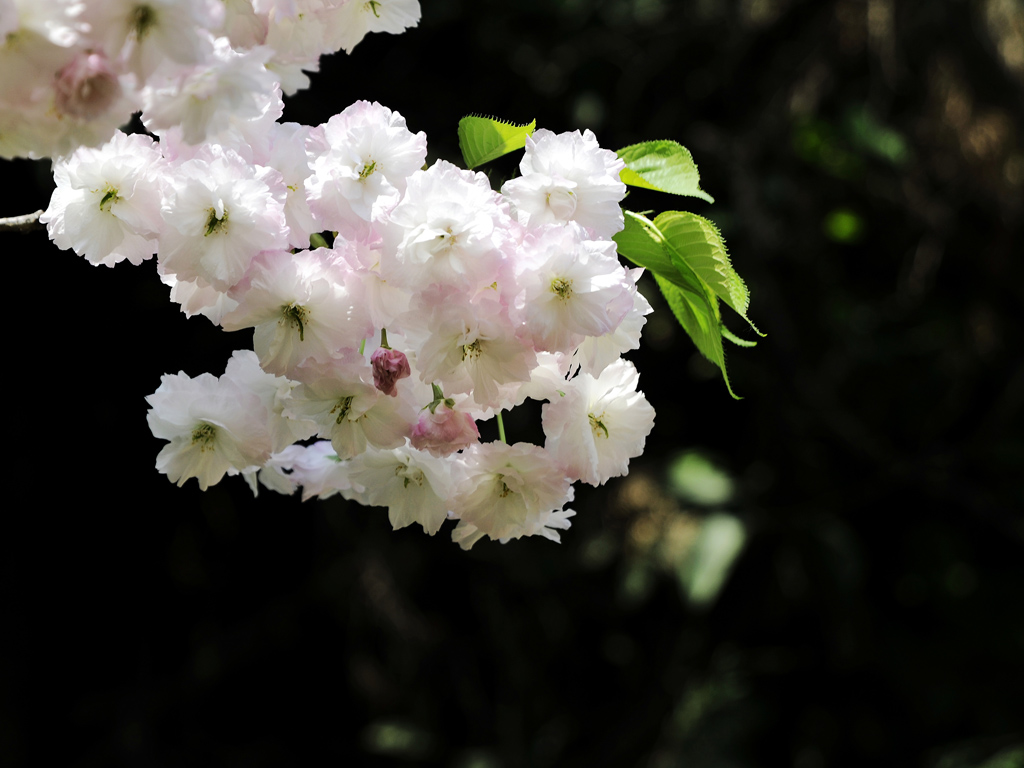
xmin=458 ymin=115 xmax=537 ymax=169
xmin=425 ymin=383 xmax=455 ymax=414
xmin=617 ymin=141 xmax=714 ymax=203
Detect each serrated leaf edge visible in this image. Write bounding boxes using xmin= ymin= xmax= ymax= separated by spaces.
xmin=458 ymin=116 xmax=537 ymax=169
xmin=654 ymin=211 xmax=764 ymax=337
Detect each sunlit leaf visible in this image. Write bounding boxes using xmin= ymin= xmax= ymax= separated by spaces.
xmin=617 ymin=140 xmax=714 ymax=203
xmin=615 ymin=210 xmax=750 ymax=397
xmin=457 ymin=115 xmax=536 ymax=169
xmin=653 ymin=272 xmax=738 ymax=399
xmin=653 ymin=211 xmax=762 ymax=337
xmin=613 ymin=210 xmax=680 ymax=282
xmin=721 ymin=325 xmax=757 ymax=347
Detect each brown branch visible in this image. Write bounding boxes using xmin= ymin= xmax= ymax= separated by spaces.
xmin=0 ymin=210 xmax=45 ymax=234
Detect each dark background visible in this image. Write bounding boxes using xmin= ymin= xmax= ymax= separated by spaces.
xmin=2 ymin=0 xmax=1022 ymax=765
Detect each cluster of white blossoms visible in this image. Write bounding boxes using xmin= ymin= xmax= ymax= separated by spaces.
xmin=0 ymin=0 xmax=420 ymax=159
xmin=41 ymin=96 xmax=658 ymax=549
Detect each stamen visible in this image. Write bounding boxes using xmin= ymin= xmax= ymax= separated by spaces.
xmin=191 ymin=423 xmax=217 ymax=451
xmin=204 ymin=207 xmax=228 ymax=236
xmin=551 ymin=277 xmax=573 ymax=300
xmin=282 ymin=304 xmax=309 ymax=341
xmin=331 ymin=396 xmax=355 ymax=424
xmin=98 ymin=185 xmax=120 ymax=213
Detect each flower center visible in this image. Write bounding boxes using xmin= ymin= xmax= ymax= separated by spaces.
xmin=191 ymin=423 xmax=217 ymax=451
xmin=435 ymin=225 xmax=459 ymax=253
xmin=204 ymin=206 xmax=229 ymax=236
xmin=332 ymin=396 xmax=355 ymax=424
xmin=589 ymin=412 xmax=609 ymax=439
xmin=397 ymin=466 xmax=425 ymax=488
xmin=130 ymin=5 xmax=157 ymax=39
xmin=98 ymin=184 xmax=120 ymax=213
xmin=462 ymin=339 xmax=482 ymax=361
xmin=550 ymin=276 xmax=573 ymax=300
xmin=358 ymin=159 xmax=377 ymax=180
xmin=282 ymin=304 xmax=309 ymax=341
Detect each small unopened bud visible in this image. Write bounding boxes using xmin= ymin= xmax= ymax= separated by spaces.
xmin=410 ymin=405 xmax=480 ymax=457
xmin=370 ymin=346 xmax=411 ymax=396
xmin=54 ymin=52 xmax=121 ymax=120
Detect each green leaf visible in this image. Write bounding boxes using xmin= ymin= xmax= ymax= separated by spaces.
xmin=654 ymin=272 xmax=739 ymax=400
xmin=653 ymin=211 xmax=763 ymax=337
xmin=458 ymin=115 xmax=536 ymax=169
xmin=617 ymin=141 xmax=714 ymax=203
xmin=613 ymin=211 xmax=680 ymax=283
xmin=721 ymin=325 xmax=757 ymax=347
xmin=615 ymin=210 xmax=742 ymax=398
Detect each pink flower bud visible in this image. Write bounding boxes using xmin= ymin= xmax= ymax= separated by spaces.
xmin=370 ymin=347 xmax=411 ymax=397
xmin=54 ymin=52 xmax=121 ymax=120
xmin=410 ymin=406 xmax=480 ymax=457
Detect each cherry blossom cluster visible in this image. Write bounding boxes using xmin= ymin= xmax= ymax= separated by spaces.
xmin=0 ymin=0 xmax=420 ymax=159
xmin=41 ymin=99 xmax=657 ymax=549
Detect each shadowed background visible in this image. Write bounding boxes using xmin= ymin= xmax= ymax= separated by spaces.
xmin=2 ymin=0 xmax=1022 ymax=766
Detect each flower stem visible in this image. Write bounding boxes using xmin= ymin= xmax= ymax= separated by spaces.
xmin=496 ymin=411 xmax=506 ymax=444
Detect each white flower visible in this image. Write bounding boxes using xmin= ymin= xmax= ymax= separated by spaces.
xmin=266 ymin=121 xmax=318 ymax=248
xmin=449 ymin=442 xmax=574 ymax=548
xmin=221 ymin=248 xmax=371 ymax=377
xmin=222 ymin=349 xmax=317 ymax=452
xmin=146 ymin=370 xmax=273 ymax=490
xmin=141 ymin=35 xmax=278 ymax=145
xmin=501 ymin=128 xmax=626 ymax=238
xmin=542 ymin=359 xmax=655 ymax=486
xmin=516 ymin=223 xmax=634 ymax=353
xmin=41 ymin=130 xmax=163 ymax=267
xmin=383 ymin=159 xmax=512 ymax=293
xmin=572 ymin=267 xmax=652 ymax=376
xmin=305 ymin=100 xmax=426 ymax=229
xmin=159 ymin=269 xmax=239 ymax=324
xmin=346 ymin=444 xmax=454 ymax=534
xmin=403 ymin=285 xmax=536 ymax=408
xmin=323 ymin=0 xmax=421 ymax=54
xmin=82 ymin=0 xmax=222 ymax=81
xmin=158 ymin=144 xmax=288 ymax=291
xmin=286 ymin=440 xmax=360 ymax=502
xmin=284 ymin=354 xmax=416 ymax=460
